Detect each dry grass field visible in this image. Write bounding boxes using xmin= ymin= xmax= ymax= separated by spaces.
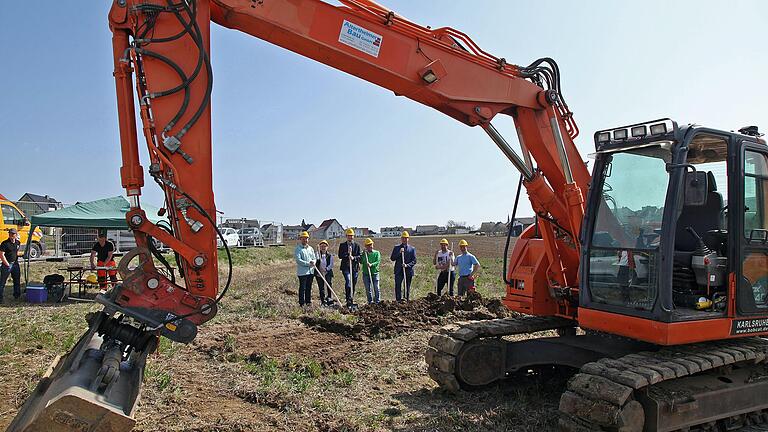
xmin=0 ymin=235 xmax=568 ymax=432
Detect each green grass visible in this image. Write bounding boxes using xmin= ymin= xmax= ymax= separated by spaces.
xmin=242 ymin=354 xmax=323 ymax=394
xmin=145 ymin=363 xmax=174 ymax=392
xmin=222 ymin=246 xmax=291 ymax=267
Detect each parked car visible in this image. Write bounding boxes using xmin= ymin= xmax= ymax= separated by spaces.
xmin=237 ymin=227 xmax=264 ymax=246
xmin=217 ymin=227 xmax=240 ymax=248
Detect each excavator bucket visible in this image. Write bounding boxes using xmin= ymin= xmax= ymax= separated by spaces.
xmin=6 ymin=313 xmax=151 ymax=432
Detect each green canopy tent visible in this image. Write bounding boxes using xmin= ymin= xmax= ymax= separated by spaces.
xmin=23 ymin=196 xmax=167 ymax=285
xmin=30 ymin=196 xmax=164 ymax=229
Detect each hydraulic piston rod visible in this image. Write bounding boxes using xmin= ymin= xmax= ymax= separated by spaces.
xmin=483 ymin=123 xmax=534 ymax=181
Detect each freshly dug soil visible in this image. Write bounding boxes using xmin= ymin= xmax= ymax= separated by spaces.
xmin=300 ymin=291 xmax=515 ymax=340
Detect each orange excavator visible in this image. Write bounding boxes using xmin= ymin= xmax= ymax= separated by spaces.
xmin=8 ymin=0 xmax=768 ymax=431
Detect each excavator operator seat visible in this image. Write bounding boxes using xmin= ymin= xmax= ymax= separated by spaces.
xmin=675 ymin=171 xmax=723 ymax=252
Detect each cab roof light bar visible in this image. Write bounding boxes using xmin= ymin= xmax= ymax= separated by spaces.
xmin=594 ymin=118 xmax=677 ymax=149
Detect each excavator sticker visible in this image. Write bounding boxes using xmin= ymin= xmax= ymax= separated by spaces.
xmin=339 ymin=20 xmax=382 ymax=58
xmin=731 ymin=317 xmax=768 ymax=335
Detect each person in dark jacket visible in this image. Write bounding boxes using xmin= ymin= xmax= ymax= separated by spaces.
xmin=0 ymin=228 xmax=22 ymax=302
xmin=338 ymin=228 xmax=361 ymax=307
xmin=315 ymin=240 xmax=334 ymax=305
xmin=390 ymin=231 xmax=416 ymax=301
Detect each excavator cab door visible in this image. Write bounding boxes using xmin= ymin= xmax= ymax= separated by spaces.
xmin=734 ymin=142 xmax=768 ymax=323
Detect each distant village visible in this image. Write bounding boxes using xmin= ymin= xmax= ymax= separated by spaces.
xmin=4 ymin=192 xmax=537 ymax=255
xmin=220 ymin=216 xmax=537 ymax=242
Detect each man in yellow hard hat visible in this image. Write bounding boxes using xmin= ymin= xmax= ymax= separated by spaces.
xmin=433 ymin=238 xmax=455 ymax=296
xmin=361 ymin=238 xmax=381 ymax=304
xmin=338 ymin=228 xmax=361 ymax=307
xmin=454 ymin=239 xmax=480 ymax=296
xmin=390 ymin=230 xmax=416 ymax=301
xmin=294 ymin=231 xmax=316 ymax=307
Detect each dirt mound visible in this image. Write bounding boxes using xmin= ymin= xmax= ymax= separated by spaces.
xmin=300 ymin=292 xmax=513 ymax=340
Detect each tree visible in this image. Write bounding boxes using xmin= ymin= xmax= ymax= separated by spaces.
xmin=446 ymin=220 xmax=467 ymax=228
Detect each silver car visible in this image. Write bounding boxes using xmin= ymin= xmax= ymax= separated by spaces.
xmin=237 ymin=227 xmax=264 ymax=246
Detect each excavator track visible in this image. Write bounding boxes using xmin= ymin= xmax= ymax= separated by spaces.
xmin=426 ymin=318 xmax=768 ymax=431
xmin=425 ymin=315 xmax=577 ymax=392
xmin=559 ymin=337 xmax=768 ymax=432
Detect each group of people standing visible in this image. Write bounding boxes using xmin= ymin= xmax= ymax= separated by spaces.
xmin=294 ymin=228 xmax=480 ymax=308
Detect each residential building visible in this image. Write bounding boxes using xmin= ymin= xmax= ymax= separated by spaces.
xmin=260 ymin=223 xmax=284 ymax=244
xmin=415 ymin=225 xmax=441 ymax=236
xmin=284 ymin=224 xmax=304 ymax=240
xmin=17 ymin=193 xmax=62 ymax=217
xmin=448 ymin=227 xmax=470 ymax=235
xmin=380 ymin=226 xmax=405 ymax=237
xmin=511 ymin=217 xmax=536 ymax=237
xmin=351 ymin=227 xmax=370 ymax=237
xmin=222 ymin=218 xmax=260 ymax=229
xmin=285 ymin=222 xmax=315 ymax=240
xmin=313 ymin=219 xmax=344 ymax=240
xmin=478 ymin=221 xmax=507 ymax=236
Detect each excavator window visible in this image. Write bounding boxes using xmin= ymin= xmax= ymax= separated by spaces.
xmin=672 ymin=134 xmax=729 ymax=315
xmin=739 ymin=149 xmax=768 ymax=313
xmin=588 ymin=146 xmax=670 ymax=310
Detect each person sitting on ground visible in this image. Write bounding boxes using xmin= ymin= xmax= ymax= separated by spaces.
xmin=90 ymin=230 xmax=118 ymax=290
xmin=294 ymin=231 xmax=316 ymax=307
xmin=390 ymin=231 xmax=416 ymax=302
xmin=338 ymin=228 xmax=362 ymax=307
xmin=315 ymin=240 xmax=334 ymax=306
xmin=454 ymin=239 xmax=480 ymax=296
xmin=361 ymin=238 xmax=381 ymax=305
xmin=433 ymin=238 xmax=455 ymax=296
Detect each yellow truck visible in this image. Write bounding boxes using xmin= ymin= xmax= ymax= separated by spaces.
xmin=0 ymin=193 xmax=45 ymax=259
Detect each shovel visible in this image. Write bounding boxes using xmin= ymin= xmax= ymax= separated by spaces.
xmin=311 ymin=263 xmax=342 ymax=308
xmin=401 ymin=247 xmax=409 ymax=301
xmin=364 ymin=250 xmax=375 ymax=304
xmin=347 ymin=245 xmax=359 ymax=311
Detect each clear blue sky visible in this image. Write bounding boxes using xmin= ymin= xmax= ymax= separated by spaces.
xmin=1 ymin=1 xmax=766 ymax=230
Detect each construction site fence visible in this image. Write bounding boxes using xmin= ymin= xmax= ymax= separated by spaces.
xmin=4 ymin=199 xmax=284 ymax=260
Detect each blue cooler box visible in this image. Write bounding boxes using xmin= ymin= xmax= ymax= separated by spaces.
xmin=26 ymin=284 xmax=48 ymax=303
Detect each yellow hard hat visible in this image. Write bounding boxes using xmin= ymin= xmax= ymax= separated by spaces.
xmin=401 ymin=231 xmax=410 ymax=238
xmin=458 ymin=239 xmax=469 ymax=247
xmin=318 ymin=240 xmax=328 ymax=245
xmin=364 ymin=238 xmax=374 ymax=246
xmin=86 ymin=274 xmax=98 ymax=284
xmin=439 ymin=238 xmax=449 ymax=245
xmin=299 ymin=231 xmax=310 ymax=238
xmin=345 ymin=228 xmax=355 ymax=236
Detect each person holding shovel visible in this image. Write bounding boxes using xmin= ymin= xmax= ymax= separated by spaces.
xmin=454 ymin=239 xmax=480 ymax=296
xmin=314 ymin=240 xmax=334 ymax=306
xmin=390 ymin=231 xmax=416 ymax=302
xmin=361 ymin=238 xmax=381 ymax=304
xmin=294 ymin=231 xmax=316 ymax=307
xmin=338 ymin=228 xmax=361 ymax=308
xmin=433 ymin=238 xmax=455 ymax=296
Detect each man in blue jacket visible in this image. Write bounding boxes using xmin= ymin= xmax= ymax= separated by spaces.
xmin=390 ymin=231 xmax=416 ymax=301
xmin=338 ymin=228 xmax=362 ymax=307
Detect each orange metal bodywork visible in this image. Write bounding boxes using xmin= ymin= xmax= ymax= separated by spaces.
xmin=578 ymin=308 xmax=768 ymax=345
xmin=108 ymin=0 xmax=588 ymax=325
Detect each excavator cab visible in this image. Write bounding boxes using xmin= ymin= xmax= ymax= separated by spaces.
xmin=579 ymin=119 xmax=768 ymax=344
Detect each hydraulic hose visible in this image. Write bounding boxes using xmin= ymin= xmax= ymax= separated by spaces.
xmin=503 ymin=174 xmax=524 ymax=285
